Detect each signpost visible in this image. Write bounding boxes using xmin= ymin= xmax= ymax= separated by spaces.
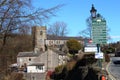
xmin=95 ymin=52 xmax=103 ymax=59
xmin=95 ymin=44 xmax=103 ymax=68
xmin=91 ymin=14 xmax=107 ymax=69
xmin=84 ymin=39 xmax=97 ymax=53
xmin=91 ymin=17 xmax=107 ymax=44
xmin=84 ymin=47 xmax=97 ymax=52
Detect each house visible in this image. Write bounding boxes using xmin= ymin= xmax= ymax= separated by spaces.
xmin=17 ymin=26 xmax=83 ymax=73
xmin=17 ymin=52 xmax=39 ymax=67
xmin=17 ymin=49 xmax=67 ymax=73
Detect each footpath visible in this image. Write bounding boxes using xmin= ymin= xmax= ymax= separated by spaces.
xmin=103 ymin=62 xmax=116 ymax=80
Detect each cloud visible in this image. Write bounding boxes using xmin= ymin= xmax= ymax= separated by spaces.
xmin=109 ymin=36 xmax=120 ymax=42
xmin=110 ymin=36 xmax=120 ymax=39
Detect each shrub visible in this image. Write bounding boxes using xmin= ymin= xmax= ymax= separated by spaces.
xmin=104 ymin=54 xmax=110 ymax=62
xmin=55 ymin=64 xmax=65 ymax=74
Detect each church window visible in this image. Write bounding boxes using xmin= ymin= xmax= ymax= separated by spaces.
xmin=40 ymin=31 xmax=43 ymax=35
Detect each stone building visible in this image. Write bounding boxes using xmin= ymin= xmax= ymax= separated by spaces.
xmin=17 ymin=26 xmax=83 ymax=73
xmin=32 ymin=26 xmax=83 ymax=52
xmin=17 ymin=49 xmax=68 ymax=73
xmin=32 ymin=26 xmax=47 ymax=52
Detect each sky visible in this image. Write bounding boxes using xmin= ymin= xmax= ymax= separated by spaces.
xmin=32 ymin=0 xmax=120 ymax=43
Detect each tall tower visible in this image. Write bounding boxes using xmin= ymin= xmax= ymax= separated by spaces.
xmin=32 ymin=26 xmax=47 ymax=53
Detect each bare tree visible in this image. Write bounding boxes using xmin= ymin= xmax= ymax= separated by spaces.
xmin=0 ymin=0 xmax=63 ymax=46
xmin=18 ymin=24 xmax=31 ymax=35
xmin=47 ymin=21 xmax=68 ymax=36
xmin=79 ymin=16 xmax=92 ymax=38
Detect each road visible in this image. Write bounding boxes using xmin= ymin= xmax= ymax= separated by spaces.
xmin=109 ymin=57 xmax=120 ymax=80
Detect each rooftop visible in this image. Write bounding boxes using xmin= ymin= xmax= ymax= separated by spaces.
xmin=47 ymin=35 xmax=83 ymax=41
xmin=17 ymin=52 xmax=40 ymax=57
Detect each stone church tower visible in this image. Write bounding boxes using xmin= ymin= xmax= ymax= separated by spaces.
xmin=32 ymin=26 xmax=47 ymax=53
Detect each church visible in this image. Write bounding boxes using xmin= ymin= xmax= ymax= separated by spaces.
xmin=32 ymin=26 xmax=83 ymax=52
xmin=17 ymin=26 xmax=83 ymax=73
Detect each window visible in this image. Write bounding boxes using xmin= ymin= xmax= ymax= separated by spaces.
xmin=36 ymin=66 xmax=43 ymax=70
xmin=40 ymin=31 xmax=43 ymax=35
xmin=29 ymin=58 xmax=31 ymax=61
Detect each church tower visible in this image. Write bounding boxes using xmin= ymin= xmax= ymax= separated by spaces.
xmin=32 ymin=26 xmax=47 ymax=53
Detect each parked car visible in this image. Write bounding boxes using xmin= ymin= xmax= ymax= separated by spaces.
xmin=115 ymin=51 xmax=120 ymax=57
xmin=113 ymin=60 xmax=120 ymax=64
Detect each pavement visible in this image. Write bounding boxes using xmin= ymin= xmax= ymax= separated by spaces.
xmin=105 ymin=62 xmax=116 ymax=80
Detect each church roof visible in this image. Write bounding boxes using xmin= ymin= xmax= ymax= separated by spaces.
xmin=47 ymin=35 xmax=83 ymax=41
xmin=28 ymin=62 xmax=44 ymax=66
xmin=53 ymin=49 xmax=66 ymax=55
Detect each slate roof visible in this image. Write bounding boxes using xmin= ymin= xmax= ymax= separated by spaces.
xmin=28 ymin=62 xmax=44 ymax=66
xmin=17 ymin=52 xmax=40 ymax=57
xmin=47 ymin=35 xmax=84 ymax=40
xmin=52 ymin=49 xmax=66 ymax=55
